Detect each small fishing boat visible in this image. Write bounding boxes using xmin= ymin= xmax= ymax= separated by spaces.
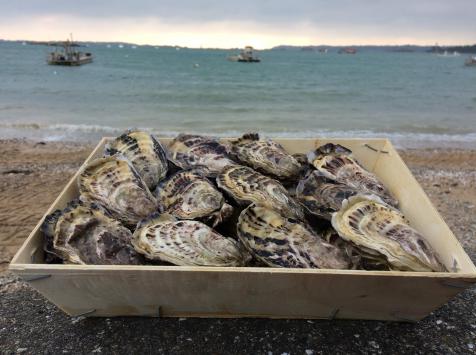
xmin=338 ymin=47 xmax=357 ymax=54
xmin=228 ymin=46 xmax=261 ymax=62
xmin=465 ymin=55 xmax=476 ymax=66
xmin=47 ymin=37 xmax=92 ymax=66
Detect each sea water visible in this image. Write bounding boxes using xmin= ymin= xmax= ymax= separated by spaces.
xmin=0 ymin=41 xmax=475 ymax=147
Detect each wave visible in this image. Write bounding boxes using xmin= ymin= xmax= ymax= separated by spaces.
xmin=1 ymin=122 xmax=476 ymax=148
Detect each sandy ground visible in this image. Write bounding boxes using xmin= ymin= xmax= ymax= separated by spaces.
xmin=1 ymin=140 xmax=475 ymax=353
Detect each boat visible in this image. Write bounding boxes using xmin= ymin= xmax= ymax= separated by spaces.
xmin=47 ymin=37 xmax=92 ymax=66
xmin=338 ymin=47 xmax=357 ymax=54
xmin=437 ymin=50 xmax=461 ymax=57
xmin=318 ymin=48 xmax=328 ymax=54
xmin=228 ymin=46 xmax=261 ymax=62
xmin=465 ymin=55 xmax=476 ymax=66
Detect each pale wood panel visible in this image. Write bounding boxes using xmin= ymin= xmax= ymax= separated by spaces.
xmin=373 ymin=141 xmax=476 ymax=273
xmin=13 ymin=268 xmax=475 ymax=320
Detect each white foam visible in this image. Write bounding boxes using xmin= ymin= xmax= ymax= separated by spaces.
xmin=1 ymin=122 xmax=475 ymax=148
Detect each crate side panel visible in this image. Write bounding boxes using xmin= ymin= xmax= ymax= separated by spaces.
xmin=16 ymin=269 xmax=473 ymax=320
xmin=372 ymin=141 xmax=476 ymax=273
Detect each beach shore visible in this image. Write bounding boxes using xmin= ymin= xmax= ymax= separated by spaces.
xmin=1 ymin=138 xmax=475 ymax=272
xmin=1 ymin=139 xmax=475 ymax=353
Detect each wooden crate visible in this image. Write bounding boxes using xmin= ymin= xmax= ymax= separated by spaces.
xmin=9 ymin=138 xmax=476 ymax=321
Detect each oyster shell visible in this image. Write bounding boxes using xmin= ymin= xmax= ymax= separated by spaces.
xmin=296 ymin=171 xmax=360 ymax=220
xmin=132 ymin=213 xmax=249 ymax=266
xmin=331 ymin=195 xmax=446 ymax=272
xmin=105 ymin=130 xmax=168 ymax=190
xmin=237 ymin=204 xmax=350 ymax=269
xmin=217 ymin=165 xmax=305 ymax=220
xmin=156 ymin=168 xmax=233 ymax=227
xmin=41 ymin=200 xmax=142 ymax=265
xmin=167 ymin=134 xmax=236 ymax=176
xmin=231 ymin=133 xmax=301 ymax=180
xmin=307 ymin=143 xmax=398 ymax=207
xmin=40 ymin=209 xmax=64 ymax=263
xmin=79 ymin=156 xmax=158 ymax=226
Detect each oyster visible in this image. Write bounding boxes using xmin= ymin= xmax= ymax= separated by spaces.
xmin=296 ymin=171 xmax=360 ymax=220
xmin=167 ymin=134 xmax=236 ymax=176
xmin=132 ymin=213 xmax=249 ymax=266
xmin=217 ymin=165 xmax=305 ymax=220
xmin=40 ymin=209 xmax=64 ymax=263
xmin=331 ymin=195 xmax=446 ymax=272
xmin=307 ymin=143 xmax=398 ymax=207
xmin=231 ymin=133 xmax=301 ymax=180
xmin=156 ymin=168 xmax=233 ymax=227
xmin=105 ymin=130 xmax=168 ymax=190
xmin=41 ymin=200 xmax=142 ymax=265
xmin=237 ymin=204 xmax=349 ymax=269
xmin=79 ymin=156 xmax=158 ymax=226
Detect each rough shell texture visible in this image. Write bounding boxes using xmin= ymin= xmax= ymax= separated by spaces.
xmin=40 ymin=209 xmax=64 ymax=263
xmin=231 ymin=133 xmax=301 ymax=180
xmin=237 ymin=204 xmax=350 ymax=269
xmin=331 ymin=195 xmax=446 ymax=272
xmin=167 ymin=134 xmax=236 ymax=177
xmin=105 ymin=130 xmax=168 ymax=190
xmin=296 ymin=171 xmax=360 ymax=220
xmin=132 ymin=214 xmax=249 ymax=266
xmin=79 ymin=156 xmax=158 ymax=226
xmin=156 ymin=169 xmax=233 ymax=227
xmin=217 ymin=165 xmax=305 ymax=220
xmin=42 ymin=200 xmax=143 ymax=265
xmin=307 ymin=144 xmax=398 ymax=207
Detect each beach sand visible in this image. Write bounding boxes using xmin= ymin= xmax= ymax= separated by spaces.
xmin=1 ymin=139 xmax=475 ymax=272
xmin=1 ymin=139 xmax=475 ymax=353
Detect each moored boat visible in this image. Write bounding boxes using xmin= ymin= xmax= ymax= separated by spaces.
xmin=228 ymin=46 xmax=261 ymax=62
xmin=47 ymin=37 xmax=93 ymax=66
xmin=464 ymin=55 xmax=476 ymax=66
xmin=338 ymin=47 xmax=357 ymax=54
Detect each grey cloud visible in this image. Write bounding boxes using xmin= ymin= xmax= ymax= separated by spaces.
xmin=2 ymin=0 xmax=476 ymax=39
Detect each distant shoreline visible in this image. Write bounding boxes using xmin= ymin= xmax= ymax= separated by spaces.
xmin=1 ymin=39 xmax=475 ymax=52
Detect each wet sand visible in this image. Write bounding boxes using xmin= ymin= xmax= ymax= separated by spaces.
xmin=1 ymin=139 xmax=475 ymax=272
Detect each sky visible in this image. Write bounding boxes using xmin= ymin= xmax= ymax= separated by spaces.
xmin=1 ymin=1 xmax=475 ymax=48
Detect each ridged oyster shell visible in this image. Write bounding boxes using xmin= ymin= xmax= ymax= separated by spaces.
xmin=156 ymin=168 xmax=233 ymax=227
xmin=105 ymin=130 xmax=168 ymax=190
xmin=217 ymin=165 xmax=305 ymax=220
xmin=41 ymin=201 xmax=142 ymax=265
xmin=237 ymin=204 xmax=350 ymax=269
xmin=79 ymin=156 xmax=158 ymax=226
xmin=167 ymin=134 xmax=236 ymax=176
xmin=132 ymin=214 xmax=249 ymax=266
xmin=331 ymin=195 xmax=445 ymax=272
xmin=231 ymin=133 xmax=301 ymax=180
xmin=307 ymin=143 xmax=398 ymax=207
xmin=296 ymin=171 xmax=360 ymax=220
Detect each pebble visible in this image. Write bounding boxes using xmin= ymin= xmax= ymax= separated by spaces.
xmin=436 ymin=320 xmax=443 ymax=325
xmin=468 ymin=343 xmax=474 ymax=350
xmin=368 ymin=341 xmax=380 ymax=349
xmin=17 ymin=348 xmax=27 ymax=353
xmin=305 ymin=350 xmax=314 ymax=355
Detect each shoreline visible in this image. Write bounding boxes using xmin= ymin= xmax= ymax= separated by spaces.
xmin=0 ymin=138 xmax=475 ymax=273
xmin=1 ymin=124 xmax=476 ymax=149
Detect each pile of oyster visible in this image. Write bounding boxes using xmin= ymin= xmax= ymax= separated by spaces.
xmin=41 ymin=130 xmax=446 ymax=272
